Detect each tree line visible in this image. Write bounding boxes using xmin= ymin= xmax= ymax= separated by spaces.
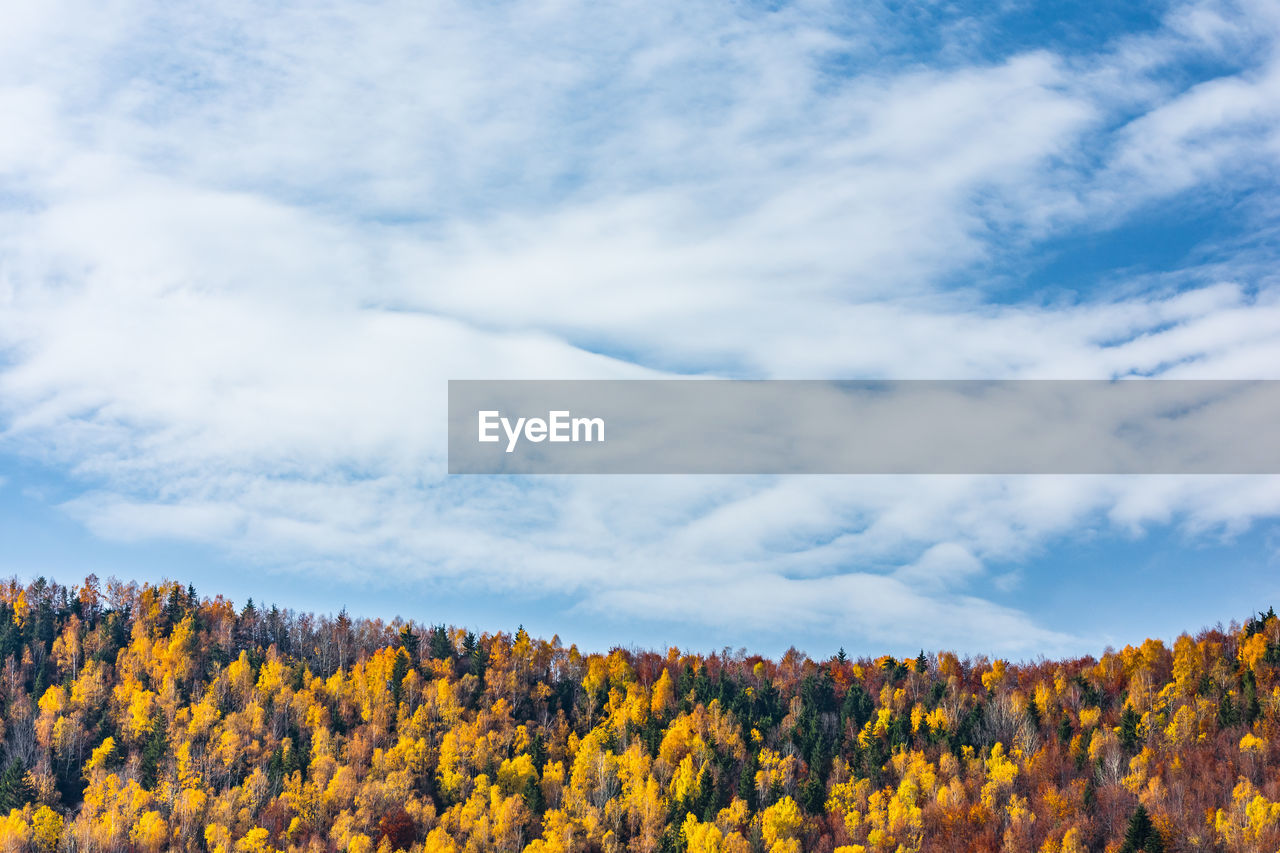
xmin=0 ymin=575 xmax=1275 ymax=852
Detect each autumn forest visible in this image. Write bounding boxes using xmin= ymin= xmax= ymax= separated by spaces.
xmin=0 ymin=576 xmax=1275 ymax=852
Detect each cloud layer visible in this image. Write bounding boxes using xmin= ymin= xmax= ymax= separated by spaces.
xmin=3 ymin=0 xmax=1280 ymax=654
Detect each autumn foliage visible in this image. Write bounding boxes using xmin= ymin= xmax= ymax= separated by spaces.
xmin=0 ymin=576 xmax=1277 ymax=852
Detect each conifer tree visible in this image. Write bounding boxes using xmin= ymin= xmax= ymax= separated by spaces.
xmin=1119 ymin=805 xmax=1164 ymax=853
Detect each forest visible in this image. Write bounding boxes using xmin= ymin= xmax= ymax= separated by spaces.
xmin=0 ymin=575 xmax=1275 ymax=853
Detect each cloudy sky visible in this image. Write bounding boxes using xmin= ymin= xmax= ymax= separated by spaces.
xmin=3 ymin=0 xmax=1280 ymax=658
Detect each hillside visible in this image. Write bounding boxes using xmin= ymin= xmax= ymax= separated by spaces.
xmin=0 ymin=576 xmax=1274 ymax=852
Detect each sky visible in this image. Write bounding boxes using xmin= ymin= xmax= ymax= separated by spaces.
xmin=2 ymin=0 xmax=1280 ymax=660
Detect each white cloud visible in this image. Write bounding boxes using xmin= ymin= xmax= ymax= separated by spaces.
xmin=2 ymin=0 xmax=1280 ymax=654
xmin=895 ymin=543 xmax=986 ymax=590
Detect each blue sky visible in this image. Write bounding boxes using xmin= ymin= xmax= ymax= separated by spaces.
xmin=2 ymin=0 xmax=1280 ymax=659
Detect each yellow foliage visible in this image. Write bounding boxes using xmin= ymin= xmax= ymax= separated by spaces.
xmin=1006 ymin=793 xmax=1034 ymax=825
xmin=924 ymin=705 xmax=950 ymax=734
xmin=760 ymin=796 xmax=804 ymax=849
xmin=982 ymin=659 xmax=1008 ymax=692
xmin=827 ymin=777 xmax=870 ymax=818
xmin=1240 ymin=732 xmax=1266 ymax=754
xmin=131 ymin=810 xmax=169 ymax=853
xmin=1172 ymin=634 xmax=1203 ymax=694
xmin=651 ymin=669 xmax=676 ymax=719
xmin=1165 ymin=704 xmax=1197 ymax=746
xmin=1060 ymin=827 xmax=1087 ymax=853
xmin=5 ymin=577 xmax=1280 ymax=853
xmin=496 ymin=752 xmax=538 ymax=796
xmin=986 ymin=743 xmax=1018 ymax=786
xmin=85 ymin=736 xmax=117 ymax=773
xmin=671 ymin=754 xmax=705 ymax=803
xmin=871 ymin=708 xmax=892 ymax=739
xmin=30 ymin=806 xmax=61 ymax=853
xmin=0 ymin=809 xmax=32 ymax=850
xmin=683 ymin=813 xmax=724 ymax=853
xmin=1122 ymin=747 xmax=1153 ymax=794
xmin=37 ymin=686 xmax=67 ymax=718
xmin=1213 ymin=779 xmax=1280 ymax=847
xmin=419 ymin=824 xmax=460 ymax=850
xmin=1241 ymin=632 xmax=1269 ymax=672
xmin=346 ymin=833 xmax=374 ymax=853
xmin=754 ymin=748 xmax=799 ymax=801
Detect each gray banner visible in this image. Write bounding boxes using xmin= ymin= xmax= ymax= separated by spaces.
xmin=447 ymin=380 xmax=1280 ymax=474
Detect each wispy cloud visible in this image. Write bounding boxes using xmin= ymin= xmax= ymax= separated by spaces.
xmin=2 ymin=0 xmax=1280 ymax=655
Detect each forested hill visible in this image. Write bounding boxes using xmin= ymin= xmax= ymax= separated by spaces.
xmin=0 ymin=577 xmax=1275 ymax=852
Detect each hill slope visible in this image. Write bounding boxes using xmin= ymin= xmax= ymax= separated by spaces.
xmin=0 ymin=576 xmax=1275 ymax=852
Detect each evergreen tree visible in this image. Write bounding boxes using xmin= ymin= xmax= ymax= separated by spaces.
xmin=267 ymin=605 xmax=284 ymax=650
xmin=284 ymin=736 xmax=308 ymax=779
xmin=165 ymin=585 xmax=186 ymax=629
xmin=800 ymin=774 xmax=826 ymax=814
xmin=461 ymin=631 xmax=478 ymax=673
xmin=140 ymin=712 xmax=169 ymax=789
xmin=1243 ymin=669 xmax=1262 ymax=725
xmin=290 ymin=662 xmax=307 ymax=691
xmin=0 ymin=760 xmax=32 ymax=812
xmin=428 ymin=624 xmax=454 ymax=661
xmin=398 ymin=623 xmax=420 ymax=658
xmin=737 ymin=758 xmax=758 ymax=810
xmin=1119 ymin=805 xmax=1165 ymax=853
xmin=390 ymin=648 xmax=410 ymax=705
xmin=1219 ymin=693 xmax=1240 ymax=729
xmin=334 ymin=607 xmax=353 ymax=670
xmin=530 ymin=731 xmax=547 ymax=772
xmin=1119 ymin=705 xmax=1141 ymax=751
xmin=267 ymin=744 xmax=286 ymax=794
xmin=523 ymin=774 xmax=545 ymax=813
xmin=841 ymin=683 xmax=875 ymax=732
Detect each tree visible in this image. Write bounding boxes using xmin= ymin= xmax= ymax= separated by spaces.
xmin=0 ymin=573 xmax=1274 ymax=852
xmin=1119 ymin=705 xmax=1141 ymax=752
xmin=1057 ymin=710 xmax=1072 ymax=743
xmin=429 ymin=625 xmax=454 ymax=661
xmin=379 ymin=808 xmax=417 ymax=850
xmin=0 ymin=760 xmax=32 ymax=812
xmin=335 ymin=607 xmax=353 ymax=670
xmin=139 ymin=712 xmax=168 ymax=788
xmin=1119 ymin=805 xmax=1164 ymax=853
xmin=1026 ymin=695 xmax=1042 ymax=730
xmin=1219 ymin=693 xmax=1241 ymax=729
xmin=390 ymin=648 xmax=411 ymax=705
xmin=399 ymin=623 xmax=421 ymax=658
